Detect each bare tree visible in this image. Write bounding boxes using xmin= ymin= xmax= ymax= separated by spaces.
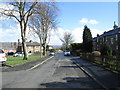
xmin=60 ymin=32 xmax=74 ymax=50
xmin=0 ymin=1 xmax=38 ymax=60
xmin=29 ymin=2 xmax=58 ymax=56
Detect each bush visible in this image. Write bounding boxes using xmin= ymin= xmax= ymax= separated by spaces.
xmin=70 ymin=43 xmax=83 ymax=55
xmin=101 ymin=42 xmax=112 ymax=56
xmin=92 ymin=51 xmax=101 ymax=56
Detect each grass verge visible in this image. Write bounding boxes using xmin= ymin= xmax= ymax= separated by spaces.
xmin=6 ymin=55 xmax=44 ymax=66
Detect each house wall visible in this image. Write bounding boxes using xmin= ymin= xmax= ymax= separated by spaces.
xmin=118 ymin=33 xmax=120 ymax=55
xmin=93 ymin=33 xmax=120 ymax=55
xmin=27 ymin=46 xmax=42 ymax=54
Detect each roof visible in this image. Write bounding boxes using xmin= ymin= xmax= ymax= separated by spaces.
xmin=18 ymin=42 xmax=40 ymax=46
xmin=0 ymin=42 xmax=17 ymax=49
xmin=92 ymin=38 xmax=97 ymax=42
xmin=99 ymin=28 xmax=120 ymax=37
xmin=92 ymin=27 xmax=120 ymax=41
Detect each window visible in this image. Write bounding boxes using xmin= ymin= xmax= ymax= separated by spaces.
xmin=28 ymin=51 xmax=32 ymax=53
xmin=103 ymin=38 xmax=104 ymax=42
xmin=116 ymin=34 xmax=118 ymax=41
xmin=29 ymin=46 xmax=32 ymax=48
xmin=106 ymin=37 xmax=108 ymax=42
xmin=35 ymin=46 xmax=39 ymax=48
xmin=100 ymin=39 xmax=103 ymax=44
xmin=97 ymin=38 xmax=98 ymax=43
xmin=111 ymin=38 xmax=113 ymax=44
xmin=116 ymin=45 xmax=118 ymax=50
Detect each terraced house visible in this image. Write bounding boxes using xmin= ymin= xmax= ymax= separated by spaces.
xmin=93 ymin=23 xmax=120 ymax=55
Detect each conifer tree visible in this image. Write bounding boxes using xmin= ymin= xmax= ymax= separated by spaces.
xmin=83 ymin=25 xmax=92 ymax=52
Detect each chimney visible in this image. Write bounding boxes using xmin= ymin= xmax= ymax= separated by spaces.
xmin=113 ymin=21 xmax=118 ymax=29
xmin=29 ymin=40 xmax=32 ymax=43
xmin=18 ymin=39 xmax=20 ymax=43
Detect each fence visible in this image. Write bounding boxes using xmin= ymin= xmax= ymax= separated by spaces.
xmin=80 ymin=53 xmax=120 ymax=73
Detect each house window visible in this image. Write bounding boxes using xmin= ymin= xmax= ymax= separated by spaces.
xmin=36 ymin=46 xmax=39 ymax=48
xmin=111 ymin=38 xmax=113 ymax=44
xmin=29 ymin=46 xmax=32 ymax=48
xmin=97 ymin=38 xmax=98 ymax=43
xmin=116 ymin=34 xmax=118 ymax=41
xmin=116 ymin=45 xmax=118 ymax=50
xmin=106 ymin=37 xmax=107 ymax=42
xmin=28 ymin=51 xmax=32 ymax=53
xmin=103 ymin=38 xmax=104 ymax=42
xmin=100 ymin=39 xmax=102 ymax=44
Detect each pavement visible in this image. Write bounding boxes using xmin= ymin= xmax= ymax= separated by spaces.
xmin=70 ymin=56 xmax=120 ymax=89
xmin=2 ymin=55 xmax=51 ymax=72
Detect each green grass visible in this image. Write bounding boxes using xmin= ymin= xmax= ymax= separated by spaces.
xmin=6 ymin=55 xmax=44 ymax=66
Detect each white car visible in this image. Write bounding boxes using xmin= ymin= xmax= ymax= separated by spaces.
xmin=49 ymin=51 xmax=55 ymax=56
xmin=0 ymin=49 xmax=7 ymax=66
xmin=13 ymin=52 xmax=24 ymax=57
xmin=64 ymin=50 xmax=71 ymax=56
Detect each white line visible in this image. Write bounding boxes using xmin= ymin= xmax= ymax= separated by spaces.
xmin=27 ymin=56 xmax=54 ymax=71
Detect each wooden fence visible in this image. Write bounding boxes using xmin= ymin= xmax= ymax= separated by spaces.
xmin=80 ymin=53 xmax=120 ymax=73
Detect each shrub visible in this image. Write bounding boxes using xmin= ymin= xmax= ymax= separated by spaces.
xmin=92 ymin=51 xmax=101 ymax=56
xmin=101 ymin=42 xmax=112 ymax=56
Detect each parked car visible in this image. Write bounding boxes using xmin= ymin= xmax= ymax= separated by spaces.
xmin=0 ymin=49 xmax=7 ymax=66
xmin=13 ymin=52 xmax=24 ymax=57
xmin=49 ymin=51 xmax=55 ymax=56
xmin=7 ymin=52 xmax=15 ymax=56
xmin=64 ymin=50 xmax=71 ymax=56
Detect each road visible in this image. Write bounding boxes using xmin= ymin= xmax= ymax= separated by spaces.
xmin=2 ymin=53 xmax=101 ymax=88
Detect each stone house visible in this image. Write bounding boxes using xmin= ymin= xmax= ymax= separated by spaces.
xmin=92 ymin=23 xmax=120 ymax=55
xmin=17 ymin=40 xmax=42 ymax=54
xmin=0 ymin=40 xmax=42 ymax=54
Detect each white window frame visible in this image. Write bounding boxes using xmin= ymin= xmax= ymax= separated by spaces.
xmin=111 ymin=38 xmax=113 ymax=44
xmin=116 ymin=34 xmax=118 ymax=41
xmin=116 ymin=45 xmax=118 ymax=50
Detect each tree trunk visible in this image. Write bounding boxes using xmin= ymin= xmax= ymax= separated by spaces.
xmin=22 ymin=36 xmax=28 ymax=60
xmin=20 ymin=21 xmax=28 ymax=60
xmin=43 ymin=44 xmax=46 ymax=56
xmin=39 ymin=39 xmax=42 ymax=57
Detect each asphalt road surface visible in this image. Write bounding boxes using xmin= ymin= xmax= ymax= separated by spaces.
xmin=2 ymin=53 xmax=101 ymax=88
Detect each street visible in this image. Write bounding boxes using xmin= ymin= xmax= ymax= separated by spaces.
xmin=2 ymin=53 xmax=100 ymax=88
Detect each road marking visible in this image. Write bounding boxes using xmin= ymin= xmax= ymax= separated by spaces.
xmin=27 ymin=56 xmax=54 ymax=71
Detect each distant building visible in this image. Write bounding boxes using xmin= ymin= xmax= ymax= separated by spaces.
xmin=0 ymin=40 xmax=42 ymax=54
xmin=92 ymin=23 xmax=120 ymax=55
xmin=0 ymin=42 xmax=17 ymax=53
xmin=17 ymin=40 xmax=42 ymax=54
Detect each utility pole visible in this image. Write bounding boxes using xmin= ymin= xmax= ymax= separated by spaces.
xmin=118 ymin=1 xmax=120 ymax=27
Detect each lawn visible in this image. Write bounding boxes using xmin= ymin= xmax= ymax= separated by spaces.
xmin=6 ymin=55 xmax=44 ymax=66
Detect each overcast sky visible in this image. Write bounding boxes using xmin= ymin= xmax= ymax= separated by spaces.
xmin=0 ymin=2 xmax=119 ymax=45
